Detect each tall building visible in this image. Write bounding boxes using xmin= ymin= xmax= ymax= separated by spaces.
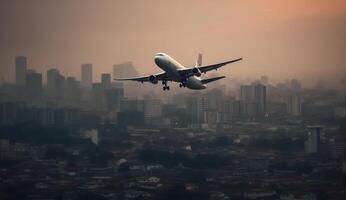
xmin=101 ymin=73 xmax=111 ymax=90
xmin=104 ymin=87 xmax=124 ymax=111
xmin=15 ymin=56 xmax=27 ymax=86
xmin=287 ymin=94 xmax=301 ymax=116
xmin=92 ymin=83 xmax=104 ymax=110
xmin=240 ymin=85 xmax=255 ymax=102
xmin=113 ymin=61 xmax=138 ymax=78
xmin=187 ymin=93 xmax=208 ymax=124
xmin=47 ymin=68 xmax=60 ymax=89
xmin=254 ymin=84 xmax=266 ymax=115
xmin=26 ymin=71 xmax=42 ymax=97
xmin=240 ymin=85 xmax=256 ymax=117
xmin=120 ymin=98 xmax=145 ymax=112
xmin=305 ymin=126 xmax=322 ymax=154
xmin=240 ymin=83 xmax=266 ymax=117
xmin=0 ymin=102 xmax=25 ymax=125
xmin=144 ymin=99 xmax=162 ymax=119
xmin=223 ymin=99 xmax=242 ymax=122
xmin=113 ymin=62 xmax=139 ymax=97
xmin=81 ymin=64 xmax=92 ymax=89
xmin=55 ymin=74 xmax=65 ymax=100
xmin=65 ymin=76 xmax=81 ymax=103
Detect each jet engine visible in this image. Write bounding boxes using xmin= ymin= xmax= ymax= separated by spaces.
xmin=191 ymin=67 xmax=202 ymax=77
xmin=149 ymin=75 xmax=158 ymax=84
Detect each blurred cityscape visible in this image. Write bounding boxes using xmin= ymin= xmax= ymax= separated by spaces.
xmin=0 ymin=56 xmax=346 ymax=200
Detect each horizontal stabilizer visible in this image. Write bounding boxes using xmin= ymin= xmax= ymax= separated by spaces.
xmin=201 ymin=76 xmax=226 ymax=84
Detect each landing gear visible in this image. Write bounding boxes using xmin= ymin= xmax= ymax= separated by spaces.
xmin=179 ymin=83 xmax=186 ymax=88
xmin=179 ymin=77 xmax=187 ymax=88
xmin=162 ymin=80 xmax=170 ymax=91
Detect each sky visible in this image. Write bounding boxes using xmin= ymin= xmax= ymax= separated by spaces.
xmin=0 ymin=0 xmax=346 ymax=88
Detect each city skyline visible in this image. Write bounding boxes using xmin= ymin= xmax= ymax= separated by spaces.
xmin=1 ymin=1 xmax=346 ymax=199
xmin=0 ymin=0 xmax=346 ymax=88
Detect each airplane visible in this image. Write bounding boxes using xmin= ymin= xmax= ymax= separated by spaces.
xmin=114 ymin=53 xmax=242 ymax=91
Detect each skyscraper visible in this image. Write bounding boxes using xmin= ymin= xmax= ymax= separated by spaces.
xmin=113 ymin=62 xmax=139 ymax=97
xmin=47 ymin=68 xmax=60 ymax=89
xmin=26 ymin=71 xmax=42 ymax=97
xmin=105 ymin=87 xmax=124 ymax=111
xmin=101 ymin=73 xmax=111 ymax=90
xmin=65 ymin=76 xmax=81 ymax=103
xmin=187 ymin=93 xmax=208 ymax=124
xmin=254 ymin=84 xmax=266 ymax=115
xmin=240 ymin=85 xmax=256 ymax=117
xmin=240 ymin=83 xmax=266 ymax=117
xmin=144 ymin=99 xmax=162 ymax=119
xmin=305 ymin=126 xmax=322 ymax=154
xmin=81 ymin=64 xmax=92 ymax=89
xmin=15 ymin=56 xmax=27 ymax=86
xmin=287 ymin=94 xmax=301 ymax=116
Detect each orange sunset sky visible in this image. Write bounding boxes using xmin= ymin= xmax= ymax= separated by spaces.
xmin=1 ymin=0 xmax=346 ymax=88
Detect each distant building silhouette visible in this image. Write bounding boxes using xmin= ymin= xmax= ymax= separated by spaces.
xmin=144 ymin=98 xmax=162 ymax=120
xmin=305 ymin=126 xmax=322 ymax=154
xmin=113 ymin=62 xmax=139 ymax=97
xmin=81 ymin=64 xmax=92 ymax=89
xmin=47 ymin=68 xmax=60 ymax=90
xmin=104 ymin=87 xmax=124 ymax=112
xmin=101 ymin=73 xmax=111 ymax=90
xmin=286 ymin=94 xmax=301 ymax=116
xmin=120 ymin=98 xmax=144 ymax=112
xmin=187 ymin=93 xmax=208 ymax=124
xmin=15 ymin=56 xmax=27 ymax=86
xmin=26 ymin=71 xmax=42 ymax=98
xmin=254 ymin=84 xmax=266 ymax=115
xmin=65 ymin=76 xmax=81 ymax=103
xmin=240 ymin=83 xmax=266 ymax=117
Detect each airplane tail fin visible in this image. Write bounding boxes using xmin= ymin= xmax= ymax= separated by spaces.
xmin=201 ymin=76 xmax=226 ymax=84
xmin=195 ymin=53 xmax=202 ymax=67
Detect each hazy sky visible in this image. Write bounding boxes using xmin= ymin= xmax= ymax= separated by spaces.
xmin=1 ymin=0 xmax=346 ymax=88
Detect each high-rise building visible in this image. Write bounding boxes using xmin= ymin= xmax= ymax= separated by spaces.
xmin=65 ymin=77 xmax=81 ymax=103
xmin=240 ymin=85 xmax=255 ymax=117
xmin=240 ymin=85 xmax=255 ymax=102
xmin=113 ymin=62 xmax=139 ymax=97
xmin=101 ymin=73 xmax=111 ymax=90
xmin=47 ymin=68 xmax=60 ymax=89
xmin=92 ymin=83 xmax=103 ymax=110
xmin=223 ymin=98 xmax=242 ymax=122
xmin=15 ymin=56 xmax=27 ymax=86
xmin=0 ymin=102 xmax=25 ymax=125
xmin=305 ymin=126 xmax=322 ymax=154
xmin=144 ymin=99 xmax=162 ymax=119
xmin=287 ymin=94 xmax=301 ymax=116
xmin=81 ymin=64 xmax=92 ymax=89
xmin=120 ymin=98 xmax=145 ymax=112
xmin=254 ymin=84 xmax=266 ymax=115
xmin=113 ymin=61 xmax=138 ymax=78
xmin=104 ymin=87 xmax=124 ymax=111
xmin=55 ymin=74 xmax=65 ymax=100
xmin=26 ymin=71 xmax=42 ymax=97
xmin=187 ymin=93 xmax=208 ymax=124
xmin=240 ymin=83 xmax=266 ymax=117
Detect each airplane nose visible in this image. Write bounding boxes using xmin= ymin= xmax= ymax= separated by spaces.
xmin=154 ymin=56 xmax=162 ymax=65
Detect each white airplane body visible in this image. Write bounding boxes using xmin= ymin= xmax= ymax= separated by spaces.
xmin=115 ymin=53 xmax=242 ymax=90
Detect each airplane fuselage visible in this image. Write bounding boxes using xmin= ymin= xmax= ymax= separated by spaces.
xmin=154 ymin=53 xmax=206 ymax=90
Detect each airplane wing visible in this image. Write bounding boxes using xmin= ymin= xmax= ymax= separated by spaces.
xmin=114 ymin=71 xmax=169 ymax=83
xmin=178 ymin=57 xmax=242 ymax=77
xmin=201 ymin=76 xmax=226 ymax=84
